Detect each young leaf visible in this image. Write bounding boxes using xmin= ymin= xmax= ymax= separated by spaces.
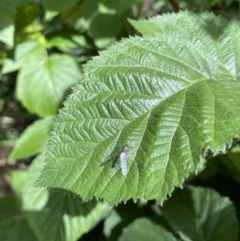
xmin=9 ymin=116 xmax=53 ymax=160
xmin=36 ymin=12 xmax=240 ymax=205
xmin=161 ymin=186 xmax=239 ymax=241
xmin=23 ymin=154 xmax=110 ymax=241
xmin=119 ymin=217 xmax=177 ymax=241
xmin=16 ymin=54 xmax=81 ymax=117
xmin=14 ymin=41 xmax=46 ymax=66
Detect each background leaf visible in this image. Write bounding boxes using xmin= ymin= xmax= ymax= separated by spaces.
xmin=14 ymin=41 xmax=46 ymax=67
xmin=219 ymin=145 xmax=240 ymax=183
xmin=0 ymin=196 xmax=37 ymax=241
xmin=15 ymin=3 xmax=39 ymax=32
xmin=9 ymin=116 xmax=53 ymax=160
xmin=103 ymin=201 xmax=148 ymax=241
xmin=43 ymin=0 xmax=80 ymax=13
xmin=16 ymin=54 xmax=81 ymax=117
xmin=82 ymin=0 xmax=128 ymax=48
xmin=0 ymin=0 xmax=33 ymax=47
xmin=119 ymin=217 xmax=177 ymax=241
xmin=11 ymin=170 xmax=27 ymax=197
xmin=0 ymin=1 xmax=16 ymax=47
xmin=23 ymin=154 xmax=110 ymax=241
xmin=161 ymin=186 xmax=239 ymax=241
xmin=118 ymin=0 xmax=144 ymax=15
xmin=36 ymin=12 xmax=240 ymax=206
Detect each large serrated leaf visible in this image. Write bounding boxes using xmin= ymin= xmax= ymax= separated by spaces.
xmin=36 ymin=12 xmax=240 ymax=205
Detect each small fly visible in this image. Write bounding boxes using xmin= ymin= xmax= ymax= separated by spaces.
xmin=101 ymin=143 xmax=130 ymax=176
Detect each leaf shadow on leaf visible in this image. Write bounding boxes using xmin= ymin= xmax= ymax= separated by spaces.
xmin=31 ymin=188 xmax=96 ymax=217
xmin=0 ymin=195 xmax=38 ymax=241
xmin=26 ymin=188 xmax=105 ymax=241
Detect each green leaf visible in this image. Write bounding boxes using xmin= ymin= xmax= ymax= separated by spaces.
xmin=118 ymin=0 xmax=143 ymax=15
xmin=15 ymin=41 xmax=46 ymax=65
xmin=22 ymin=154 xmax=49 ymax=211
xmin=103 ymin=210 xmax=122 ymax=239
xmin=11 ymin=170 xmax=27 ymax=196
xmin=16 ymin=54 xmax=81 ymax=117
xmin=0 ymin=1 xmax=16 ymax=47
xmin=15 ymin=3 xmax=39 ymax=32
xmin=23 ymin=154 xmax=110 ymax=241
xmin=47 ymin=36 xmax=78 ymax=51
xmin=103 ymin=202 xmax=146 ymax=241
xmin=161 ymin=186 xmax=239 ymax=241
xmin=15 ymin=0 xmax=34 ymax=7
xmin=220 ymin=145 xmax=240 ymax=182
xmin=0 ymin=196 xmax=37 ymax=241
xmin=2 ymin=41 xmax=46 ymax=74
xmin=196 ymin=156 xmax=220 ymax=179
xmin=43 ymin=0 xmax=80 ymax=12
xmin=82 ymin=0 xmax=128 ymax=48
xmin=119 ymin=218 xmax=177 ymax=241
xmin=9 ymin=116 xmax=53 ymax=160
xmin=0 ymin=0 xmax=32 ymax=47
xmin=36 ymin=12 xmax=240 ymax=205
xmin=59 ymin=4 xmax=82 ymax=28
xmin=2 ymin=58 xmax=22 ymax=74
xmin=47 ymin=30 xmax=87 ymax=52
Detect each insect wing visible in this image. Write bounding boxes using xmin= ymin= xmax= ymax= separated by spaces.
xmin=100 ymin=150 xmax=120 ymax=166
xmin=101 ymin=144 xmax=127 ymax=166
xmin=120 ymin=151 xmax=128 ymax=175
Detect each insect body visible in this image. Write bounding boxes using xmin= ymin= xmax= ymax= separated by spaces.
xmin=101 ymin=143 xmax=130 ymax=176
xmin=119 ymin=151 xmax=128 ymax=175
